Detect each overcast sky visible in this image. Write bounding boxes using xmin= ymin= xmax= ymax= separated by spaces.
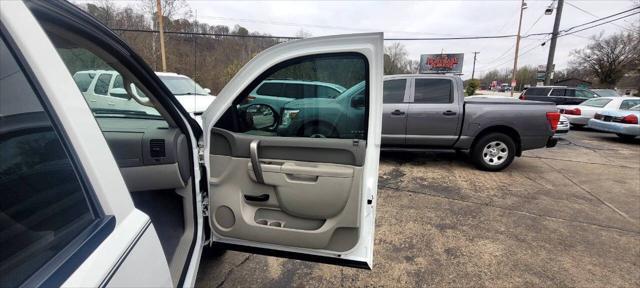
xmin=185 ymin=0 xmax=638 ymax=79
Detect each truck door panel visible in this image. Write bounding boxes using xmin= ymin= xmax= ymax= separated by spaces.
xmin=406 ymin=77 xmax=461 ymax=146
xmin=381 ymin=78 xmax=410 ymax=145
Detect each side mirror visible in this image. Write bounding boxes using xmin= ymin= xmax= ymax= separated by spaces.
xmin=203 ymin=88 xmax=211 ymax=94
xmin=109 ymin=87 xmax=129 ymax=99
xmin=351 ymin=94 xmax=365 ymax=108
xmin=242 ymin=104 xmax=278 ymax=131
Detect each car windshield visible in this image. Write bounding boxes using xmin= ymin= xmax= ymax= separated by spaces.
xmin=158 ymin=75 xmax=209 ymax=96
xmin=593 ymin=89 xmax=619 ymax=97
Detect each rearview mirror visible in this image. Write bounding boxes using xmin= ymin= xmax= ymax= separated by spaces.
xmin=109 ymin=87 xmax=129 ymax=99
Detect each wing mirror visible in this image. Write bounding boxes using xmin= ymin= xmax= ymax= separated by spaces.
xmin=351 ymin=94 xmax=365 ymax=108
xmin=109 ymin=87 xmax=130 ymax=99
xmin=203 ymin=88 xmax=211 ymax=94
xmin=242 ymin=104 xmax=279 ymax=132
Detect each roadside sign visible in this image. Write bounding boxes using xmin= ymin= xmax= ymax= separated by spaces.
xmin=511 ymin=80 xmax=516 ymax=87
xmin=419 ymin=53 xmax=464 ymax=74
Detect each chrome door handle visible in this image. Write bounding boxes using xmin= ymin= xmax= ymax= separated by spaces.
xmin=442 ymin=110 xmax=457 ymax=116
xmin=250 ymin=140 xmax=264 ymax=184
xmin=391 ymin=109 xmax=405 ymax=116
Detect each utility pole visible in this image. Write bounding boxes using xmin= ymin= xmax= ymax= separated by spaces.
xmin=544 ymin=0 xmax=564 ymax=85
xmin=471 ymin=51 xmax=479 ymax=79
xmin=510 ymin=0 xmax=527 ymax=97
xmin=156 ymin=0 xmax=167 ymax=72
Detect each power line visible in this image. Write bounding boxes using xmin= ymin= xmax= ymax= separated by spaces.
xmin=112 ymin=28 xmax=301 ymax=40
xmin=559 ymin=6 xmax=639 ymax=33
xmin=110 ymin=7 xmax=639 ymax=42
xmin=565 ymin=1 xmax=633 ymax=31
xmin=198 ymin=15 xmax=470 ymax=37
xmin=559 ymin=11 xmax=640 ymax=37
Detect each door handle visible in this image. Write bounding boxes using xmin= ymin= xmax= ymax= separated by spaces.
xmin=250 ymin=140 xmax=264 ymax=184
xmin=442 ymin=110 xmax=457 ymax=116
xmin=391 ymin=109 xmax=405 ymax=116
xmin=244 ymin=194 xmax=269 ymax=202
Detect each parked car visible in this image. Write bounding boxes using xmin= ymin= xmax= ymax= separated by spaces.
xmin=555 ymin=115 xmax=571 ymax=136
xmin=557 ymin=96 xmax=640 ymax=127
xmin=519 ymin=86 xmax=599 ymax=105
xmin=592 ymin=89 xmax=621 ymax=97
xmin=277 ymin=74 xmax=560 ymax=171
xmin=247 ymin=79 xmax=346 ymax=114
xmin=72 ymin=70 xmax=158 ymax=115
xmin=588 ymin=105 xmax=640 ymax=140
xmin=1 ymin=1 xmax=384 ymax=287
xmin=156 ymin=72 xmax=216 ymax=125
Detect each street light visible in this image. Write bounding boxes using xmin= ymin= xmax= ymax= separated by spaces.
xmin=545 ymin=2 xmax=555 ymax=15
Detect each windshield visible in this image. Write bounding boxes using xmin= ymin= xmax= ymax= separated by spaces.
xmin=593 ymin=89 xmax=619 ymax=97
xmin=630 ymin=105 xmax=640 ymax=111
xmin=158 ymin=75 xmax=209 ymax=96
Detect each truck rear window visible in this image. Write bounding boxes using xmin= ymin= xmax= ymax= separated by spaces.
xmin=413 ymin=79 xmax=452 ymax=103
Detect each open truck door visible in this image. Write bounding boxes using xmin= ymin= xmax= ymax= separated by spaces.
xmin=202 ymin=33 xmax=384 ymax=269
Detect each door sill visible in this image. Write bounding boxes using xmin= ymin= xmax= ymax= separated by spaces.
xmin=210 ymin=242 xmax=372 ymax=270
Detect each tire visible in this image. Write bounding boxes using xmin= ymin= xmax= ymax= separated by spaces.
xmin=616 ymin=133 xmax=636 ymax=140
xmin=301 ymin=123 xmax=337 ymax=138
xmin=471 ymin=132 xmax=516 ymax=172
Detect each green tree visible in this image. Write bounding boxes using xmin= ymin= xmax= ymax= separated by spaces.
xmin=465 ymin=79 xmax=480 ymax=96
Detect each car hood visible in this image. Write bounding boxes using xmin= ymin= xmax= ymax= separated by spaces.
xmin=283 ymin=97 xmax=337 ymax=109
xmin=175 ymin=95 xmax=216 ymax=113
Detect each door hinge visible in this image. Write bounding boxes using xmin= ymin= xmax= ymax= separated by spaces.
xmin=201 ymin=193 xmax=212 ymax=247
xmin=197 ymin=142 xmax=206 ymax=164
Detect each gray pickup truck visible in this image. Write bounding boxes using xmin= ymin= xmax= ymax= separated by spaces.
xmin=270 ymin=74 xmax=560 ymax=171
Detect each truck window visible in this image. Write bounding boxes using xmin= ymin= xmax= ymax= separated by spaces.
xmin=525 ymin=87 xmax=551 ymax=96
xmin=565 ymin=89 xmax=576 ymax=97
xmin=550 ymin=89 xmax=565 ymax=96
xmin=72 ymin=72 xmax=94 ymax=92
xmin=256 ymin=82 xmax=284 ymax=97
xmin=283 ymin=83 xmax=306 ymax=99
xmin=383 ymin=79 xmax=406 ymax=103
xmin=413 ymin=78 xmax=452 ymax=104
xmin=93 ymin=73 xmax=112 ymax=96
xmin=318 ymin=86 xmax=340 ymax=98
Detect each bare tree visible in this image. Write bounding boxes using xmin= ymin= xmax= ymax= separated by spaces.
xmin=295 ymin=29 xmax=312 ymax=39
xmin=138 ymin=0 xmax=191 ymax=23
xmin=384 ymin=43 xmax=411 ymax=75
xmin=570 ymin=32 xmax=640 ymax=87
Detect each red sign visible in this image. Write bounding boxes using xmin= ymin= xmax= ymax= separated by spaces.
xmin=426 ymin=55 xmax=459 ymax=69
xmin=419 ymin=53 xmax=464 ymax=73
xmin=511 ymin=80 xmax=517 ymax=87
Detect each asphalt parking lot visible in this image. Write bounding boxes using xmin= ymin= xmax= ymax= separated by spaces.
xmin=196 ymin=129 xmax=639 ymax=287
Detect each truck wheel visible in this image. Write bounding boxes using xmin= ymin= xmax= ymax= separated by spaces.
xmin=302 ymin=123 xmax=337 ymax=138
xmin=616 ymin=134 xmax=636 ymax=140
xmin=471 ymin=133 xmax=516 ymax=171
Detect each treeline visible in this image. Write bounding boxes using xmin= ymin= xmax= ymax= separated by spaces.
xmin=79 ymin=0 xmax=285 ymax=94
